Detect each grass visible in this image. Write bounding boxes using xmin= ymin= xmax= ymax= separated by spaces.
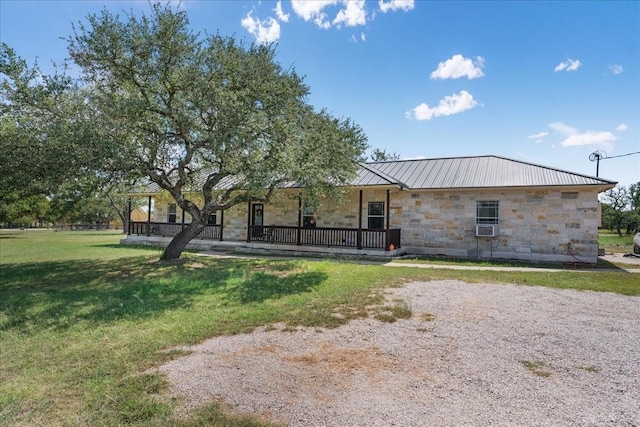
xmin=390 ymin=256 xmax=569 ymax=269
xmin=598 ymin=229 xmax=636 ymax=254
xmin=1 ymin=230 xmax=638 ymax=426
xmin=390 ymin=255 xmax=640 ymax=271
xmin=520 ymin=360 xmax=551 ymax=377
xmin=390 ymin=229 xmax=640 ymax=268
xmin=575 ymin=365 xmax=600 ymax=373
xmin=373 ymin=299 xmax=412 ymax=323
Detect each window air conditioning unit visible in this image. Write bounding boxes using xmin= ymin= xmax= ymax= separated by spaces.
xmin=476 ymin=224 xmax=496 ymax=237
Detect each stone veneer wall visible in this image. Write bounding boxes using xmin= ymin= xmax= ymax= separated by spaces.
xmin=391 ymin=187 xmax=601 ymax=263
xmin=220 ymin=190 xmax=393 ymax=239
xmin=151 ymin=186 xmax=602 ymax=263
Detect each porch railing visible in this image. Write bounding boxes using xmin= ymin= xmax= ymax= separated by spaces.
xmin=128 ymin=221 xmax=221 ymax=240
xmin=129 ymin=221 xmax=400 ymax=251
xmin=249 ymin=225 xmax=401 ymax=250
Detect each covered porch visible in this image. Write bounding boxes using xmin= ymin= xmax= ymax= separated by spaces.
xmin=127 ymin=221 xmax=401 ymax=252
xmin=124 ymin=186 xmax=403 ymax=256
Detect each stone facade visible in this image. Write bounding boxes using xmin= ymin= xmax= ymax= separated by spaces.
xmin=389 ymin=187 xmax=601 ymax=263
xmin=150 ymin=185 xmax=602 ymax=263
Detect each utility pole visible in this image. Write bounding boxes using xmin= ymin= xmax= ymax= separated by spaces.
xmin=589 ymin=151 xmax=604 ymax=177
xmin=589 ymin=150 xmax=640 ymax=178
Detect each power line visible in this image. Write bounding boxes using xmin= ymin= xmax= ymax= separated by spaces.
xmin=589 ymin=150 xmax=640 ymax=177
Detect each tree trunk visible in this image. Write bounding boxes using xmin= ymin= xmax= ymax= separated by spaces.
xmin=105 ymin=192 xmax=128 ymax=234
xmin=161 ymin=221 xmax=206 ymax=260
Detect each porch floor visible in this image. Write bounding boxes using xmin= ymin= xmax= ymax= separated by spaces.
xmin=121 ymin=235 xmax=405 ymax=258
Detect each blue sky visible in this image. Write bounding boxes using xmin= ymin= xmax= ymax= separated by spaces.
xmin=1 ymin=0 xmax=639 ymax=187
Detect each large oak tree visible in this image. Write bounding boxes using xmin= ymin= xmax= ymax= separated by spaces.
xmin=0 ymin=45 xmax=111 ymax=199
xmin=66 ymin=4 xmax=367 ymax=259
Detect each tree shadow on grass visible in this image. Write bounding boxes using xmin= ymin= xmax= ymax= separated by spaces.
xmin=596 ymin=257 xmax=637 ymax=271
xmin=0 ymin=257 xmax=325 ymax=334
xmin=232 ymin=270 xmax=327 ymax=304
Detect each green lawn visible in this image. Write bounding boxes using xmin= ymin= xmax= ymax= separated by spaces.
xmin=598 ymin=229 xmax=636 ymax=253
xmin=1 ymin=230 xmax=638 ymax=426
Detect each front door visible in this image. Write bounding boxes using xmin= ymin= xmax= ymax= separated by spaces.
xmin=252 ymin=204 xmax=264 ymax=226
xmin=250 ymin=204 xmax=265 ymax=241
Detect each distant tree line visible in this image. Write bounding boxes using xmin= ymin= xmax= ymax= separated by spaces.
xmin=600 ymin=182 xmax=640 ymax=236
xmin=0 ymin=184 xmax=142 ymax=231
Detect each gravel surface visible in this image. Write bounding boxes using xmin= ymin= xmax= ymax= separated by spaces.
xmin=159 ymin=280 xmax=640 ymax=426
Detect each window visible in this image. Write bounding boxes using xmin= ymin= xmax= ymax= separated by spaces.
xmin=207 ymin=213 xmax=217 ymax=225
xmin=168 ymin=203 xmax=177 ymax=223
xmin=476 ymin=201 xmax=499 ymax=224
xmin=303 ymin=206 xmax=317 ymax=228
xmin=561 ymin=192 xmax=579 ymax=200
xmin=368 ymin=201 xmax=385 ymax=229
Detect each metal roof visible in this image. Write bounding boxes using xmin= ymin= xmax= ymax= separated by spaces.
xmin=363 ymin=155 xmax=617 ymax=189
xmin=129 ymin=155 xmax=617 ymax=194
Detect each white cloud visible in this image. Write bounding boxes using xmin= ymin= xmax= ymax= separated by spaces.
xmin=291 ymin=0 xmax=337 ymax=20
xmin=274 ymin=1 xmax=290 ymax=22
xmin=554 ymin=58 xmax=581 ymax=72
xmin=548 ymin=121 xmax=578 ymax=136
xmin=407 ymin=90 xmax=478 ymax=121
xmin=608 ymin=64 xmax=623 ymax=75
xmin=291 ymin=0 xmax=369 ymax=29
xmin=291 ymin=0 xmax=338 ymax=28
xmin=430 ymin=54 xmax=485 ymax=80
xmin=349 ymin=32 xmax=367 ymax=43
xmin=616 ymin=123 xmax=628 ymax=131
xmin=527 ymin=131 xmax=549 ymax=140
xmin=282 ymin=0 xmax=409 ymax=34
xmin=333 ymin=0 xmax=367 ymax=27
xmin=314 ymin=15 xmax=332 ymax=29
xmin=560 ymin=131 xmax=617 ymax=147
xmin=548 ymin=121 xmax=617 ymax=147
xmin=241 ymin=12 xmax=281 ymax=44
xmin=379 ymin=0 xmax=415 ymax=13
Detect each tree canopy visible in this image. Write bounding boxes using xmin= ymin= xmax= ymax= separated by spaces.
xmin=0 ymin=45 xmax=113 ymax=199
xmin=370 ymin=148 xmax=400 ymax=162
xmin=2 ymin=3 xmax=367 ymax=259
xmin=601 ymin=182 xmax=640 ymax=236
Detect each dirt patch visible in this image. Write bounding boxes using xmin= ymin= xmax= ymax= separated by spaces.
xmin=158 ymin=280 xmax=640 ymax=426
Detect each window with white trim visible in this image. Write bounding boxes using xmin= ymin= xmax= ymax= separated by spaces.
xmin=207 ymin=213 xmax=217 ymax=225
xmin=476 ymin=201 xmax=499 ymax=224
xmin=303 ymin=206 xmax=317 ymax=228
xmin=368 ymin=201 xmax=385 ymax=229
xmin=168 ymin=203 xmax=177 ymax=223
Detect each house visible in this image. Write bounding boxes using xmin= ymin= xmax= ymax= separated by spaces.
xmin=122 ymin=155 xmax=617 ymax=263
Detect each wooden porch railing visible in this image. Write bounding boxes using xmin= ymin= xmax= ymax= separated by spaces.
xmin=128 ymin=221 xmax=221 ymax=240
xmin=249 ymin=225 xmax=401 ymax=250
xmin=129 ymin=222 xmax=401 ymax=251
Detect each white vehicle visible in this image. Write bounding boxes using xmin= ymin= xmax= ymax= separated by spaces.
xmin=634 ymin=232 xmax=640 ymax=254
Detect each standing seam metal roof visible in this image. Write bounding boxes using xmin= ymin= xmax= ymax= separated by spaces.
xmin=131 ymin=155 xmax=617 ymax=194
xmin=360 ymin=155 xmax=616 ymax=189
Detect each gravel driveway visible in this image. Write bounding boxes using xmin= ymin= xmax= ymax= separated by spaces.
xmin=159 ymin=280 xmax=640 ymax=426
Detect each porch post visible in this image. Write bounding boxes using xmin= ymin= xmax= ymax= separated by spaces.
xmin=357 ymin=190 xmax=363 ymax=249
xmin=127 ymin=197 xmax=132 ymax=235
xmin=246 ymin=200 xmax=252 ymax=242
xmin=385 ymin=189 xmax=391 ymax=251
xmin=220 ymin=210 xmax=224 ymax=241
xmin=181 ymin=208 xmax=185 ymax=231
xmin=297 ymin=196 xmax=302 ymax=246
xmin=146 ymin=195 xmax=152 ymax=236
